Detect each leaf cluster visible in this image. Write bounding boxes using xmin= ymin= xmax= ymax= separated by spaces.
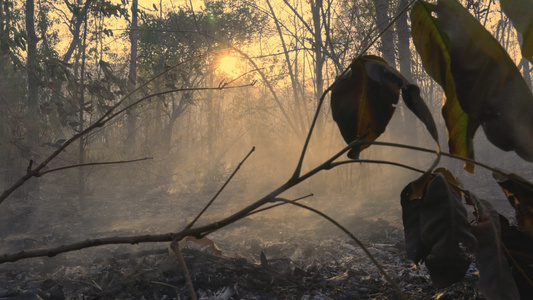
xmin=329 ymin=0 xmax=533 ymax=298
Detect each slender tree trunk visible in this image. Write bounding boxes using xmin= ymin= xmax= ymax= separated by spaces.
xmin=126 ymin=0 xmax=138 ymax=153
xmin=0 ymin=0 xmax=11 ymax=69
xmin=372 ymin=0 xmax=396 ymax=67
xmin=518 ymin=34 xmax=532 ymax=91
xmin=63 ymin=0 xmax=93 ymax=63
xmin=396 ymin=0 xmax=411 ymax=82
xmin=24 ymin=0 xmax=40 ymax=194
xmin=522 ymin=59 xmax=532 ymax=91
xmin=311 ymin=0 xmax=325 ymax=101
xmin=25 ymin=0 xmax=38 ymax=114
xmin=78 ymin=14 xmax=89 ymax=205
xmin=395 ymin=0 xmax=417 ymax=141
xmin=266 ymin=0 xmax=305 ymax=135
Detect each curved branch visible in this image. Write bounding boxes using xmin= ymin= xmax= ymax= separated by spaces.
xmin=273 ymin=198 xmax=406 ymax=300
xmin=329 ymin=159 xmax=425 ymax=174
xmin=0 ymin=136 xmax=514 ymax=264
xmin=36 ymin=157 xmax=153 ymax=177
xmin=186 ymin=147 xmax=255 ymax=230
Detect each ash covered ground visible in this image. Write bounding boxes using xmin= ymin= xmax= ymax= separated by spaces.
xmin=0 ymin=184 xmax=490 ymax=300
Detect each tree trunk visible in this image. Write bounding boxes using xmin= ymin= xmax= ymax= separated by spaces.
xmin=311 ymin=0 xmax=325 ymax=101
xmin=395 ymin=0 xmax=417 ymax=141
xmin=372 ymin=0 xmax=396 ymax=67
xmin=0 ymin=0 xmax=11 ymax=69
xmin=396 ymin=0 xmax=411 ymax=82
xmin=63 ymin=0 xmax=93 ymax=63
xmin=126 ymin=0 xmax=138 ymax=153
xmin=25 ymin=0 xmax=38 ymax=114
xmin=78 ymin=14 xmax=89 ymax=205
xmin=518 ymin=34 xmax=532 ymax=91
xmin=24 ymin=0 xmax=40 ymax=194
xmin=266 ymin=0 xmax=305 ymax=135
xmin=522 ymin=59 xmax=532 ymax=91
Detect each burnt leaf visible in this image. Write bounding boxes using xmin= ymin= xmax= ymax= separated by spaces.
xmin=401 ymin=84 xmax=439 ymax=145
xmin=401 ymin=183 xmax=430 ymax=263
xmin=500 ymin=215 xmax=533 ymax=298
xmin=420 ymin=174 xmax=477 ymax=288
xmin=411 ymin=1 xmax=477 ymax=172
xmin=493 ymin=171 xmax=533 ymax=238
xmin=330 ymin=55 xmax=402 ymax=159
xmin=185 ymin=236 xmax=222 ymax=256
xmin=499 ymin=0 xmax=533 ymax=63
xmin=469 ymin=194 xmax=519 ymax=300
xmin=436 ymin=0 xmax=533 ymax=162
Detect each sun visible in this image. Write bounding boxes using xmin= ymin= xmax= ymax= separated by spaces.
xmin=217 ymin=55 xmax=241 ymax=77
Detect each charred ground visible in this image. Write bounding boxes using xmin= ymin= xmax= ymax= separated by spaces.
xmin=0 ymin=185 xmax=486 ymax=299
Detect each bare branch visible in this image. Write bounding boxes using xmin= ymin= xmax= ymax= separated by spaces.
xmin=0 ymin=137 xmax=500 ymax=264
xmin=170 ymin=240 xmax=197 ymax=300
xmin=273 ymin=198 xmax=406 ymax=300
xmin=36 ymin=157 xmax=153 ymax=177
xmin=186 ymin=147 xmax=255 ymax=230
xmin=329 ymin=159 xmax=425 ymax=174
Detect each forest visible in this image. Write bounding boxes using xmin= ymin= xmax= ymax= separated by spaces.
xmin=0 ymin=0 xmax=532 ymax=299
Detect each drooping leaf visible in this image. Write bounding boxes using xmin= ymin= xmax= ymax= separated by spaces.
xmin=468 ymin=193 xmax=519 ymax=300
xmin=330 ymin=55 xmax=403 ymax=159
xmin=499 ymin=215 xmax=533 ymax=298
xmin=436 ymin=0 xmax=533 ymax=162
xmin=411 ymin=1 xmax=477 ymax=172
xmin=401 ymin=84 xmax=439 ymax=145
xmin=499 ymin=0 xmax=533 ymax=63
xmin=401 ymin=183 xmax=431 ymax=263
xmin=420 ymin=174 xmax=477 ymax=288
xmin=493 ymin=171 xmax=533 ymax=238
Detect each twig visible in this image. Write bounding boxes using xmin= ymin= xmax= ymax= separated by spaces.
xmin=198 ymin=193 xmax=315 ymax=238
xmin=91 ymin=280 xmax=103 ymax=291
xmin=272 ymin=198 xmax=406 ymax=300
xmin=358 ymin=140 xmax=508 ymax=177
xmin=245 ymin=193 xmax=314 ymax=217
xmin=185 ymin=147 xmax=255 ymax=230
xmin=329 ymin=159 xmax=425 ymax=174
xmin=150 ymin=281 xmax=178 ymax=290
xmin=170 ymin=240 xmax=197 ymax=300
xmin=36 ymin=157 xmax=153 ymax=177
xmin=104 ymin=84 xmax=254 ymax=123
xmin=0 ymin=233 xmax=179 ymax=263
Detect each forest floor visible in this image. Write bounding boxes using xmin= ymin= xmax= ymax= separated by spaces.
xmin=0 ymin=183 xmax=492 ymax=300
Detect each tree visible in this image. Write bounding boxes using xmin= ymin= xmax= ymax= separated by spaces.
xmin=126 ymin=0 xmax=138 ymax=152
xmin=372 ymin=0 xmax=396 ymax=66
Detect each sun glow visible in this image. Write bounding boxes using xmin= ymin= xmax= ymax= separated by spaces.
xmin=217 ymin=55 xmax=241 ymax=77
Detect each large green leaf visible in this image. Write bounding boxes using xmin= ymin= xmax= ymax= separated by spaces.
xmin=330 ymin=56 xmax=402 ymax=159
xmin=436 ymin=0 xmax=533 ymax=162
xmin=500 ymin=0 xmax=533 ymax=63
xmin=411 ymin=1 xmax=477 ymax=172
xmin=469 ymin=194 xmax=519 ymax=300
